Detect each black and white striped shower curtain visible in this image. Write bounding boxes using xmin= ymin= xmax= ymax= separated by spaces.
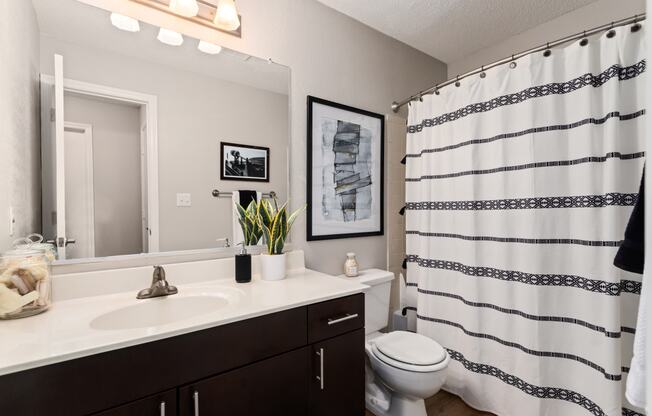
xmin=405 ymin=25 xmax=645 ymax=416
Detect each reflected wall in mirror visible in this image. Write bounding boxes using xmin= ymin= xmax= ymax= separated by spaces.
xmin=2 ymin=0 xmax=290 ymax=262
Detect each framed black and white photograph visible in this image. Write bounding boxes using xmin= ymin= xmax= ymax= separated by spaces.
xmin=220 ymin=142 xmax=270 ymax=182
xmin=307 ymin=96 xmax=384 ymax=241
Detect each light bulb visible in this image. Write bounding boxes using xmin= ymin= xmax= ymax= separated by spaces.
xmin=198 ymin=40 xmax=223 ymax=55
xmin=110 ymin=13 xmax=140 ymax=32
xmin=157 ymin=28 xmax=184 ymax=46
xmin=214 ymin=0 xmax=240 ymax=31
xmin=169 ymin=0 xmax=199 ymax=17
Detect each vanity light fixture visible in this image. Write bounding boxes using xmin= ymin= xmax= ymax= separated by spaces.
xmin=214 ymin=0 xmax=241 ymax=31
xmin=198 ymin=40 xmax=223 ymax=55
xmin=169 ymin=0 xmax=199 ymax=17
xmin=157 ymin=27 xmax=184 ymax=46
xmin=110 ymin=12 xmax=141 ymax=32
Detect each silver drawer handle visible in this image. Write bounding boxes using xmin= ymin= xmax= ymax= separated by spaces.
xmin=193 ymin=391 xmax=199 ymax=416
xmin=327 ymin=313 xmax=359 ymax=325
xmin=160 ymin=401 xmax=166 ymax=416
xmin=316 ymin=348 xmax=324 ymax=390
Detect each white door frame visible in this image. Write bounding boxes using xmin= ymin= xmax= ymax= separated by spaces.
xmin=42 ymin=74 xmax=161 ymax=252
xmin=63 ymin=122 xmax=96 ymax=257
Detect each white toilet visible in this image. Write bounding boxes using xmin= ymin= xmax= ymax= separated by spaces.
xmin=347 ymin=269 xmax=449 ymax=416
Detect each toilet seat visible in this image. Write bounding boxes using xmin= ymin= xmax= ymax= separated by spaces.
xmin=371 ymin=331 xmax=448 ymax=373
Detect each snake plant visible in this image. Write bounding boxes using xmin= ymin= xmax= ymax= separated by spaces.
xmin=235 ymin=200 xmax=263 ymax=246
xmin=256 ymin=198 xmax=305 ymax=255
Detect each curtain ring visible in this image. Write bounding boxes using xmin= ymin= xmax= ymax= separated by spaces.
xmin=434 ymin=87 xmax=440 ymax=95
xmin=509 ymin=55 xmax=517 ymax=69
xmin=579 ymin=31 xmax=589 ymax=46
xmin=606 ymin=22 xmax=616 ymax=38
xmin=632 ymin=15 xmax=642 ymax=32
xmin=543 ymin=42 xmax=551 ymax=57
xmin=455 ymin=75 xmax=461 ymax=87
xmin=479 ymin=65 xmax=486 ymax=78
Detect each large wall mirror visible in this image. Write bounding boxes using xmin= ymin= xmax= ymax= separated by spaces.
xmin=9 ymin=0 xmax=289 ymax=263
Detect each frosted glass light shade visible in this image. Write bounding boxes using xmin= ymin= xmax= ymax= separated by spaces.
xmin=157 ymin=28 xmax=184 ymax=46
xmin=198 ymin=40 xmax=223 ymax=55
xmin=110 ymin=13 xmax=140 ymax=32
xmin=169 ymin=0 xmax=199 ymax=17
xmin=214 ymin=0 xmax=240 ymax=31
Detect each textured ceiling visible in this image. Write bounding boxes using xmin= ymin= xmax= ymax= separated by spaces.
xmin=316 ymin=0 xmax=599 ymax=63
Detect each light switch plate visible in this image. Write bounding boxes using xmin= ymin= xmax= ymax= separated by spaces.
xmin=176 ymin=193 xmax=192 ymax=207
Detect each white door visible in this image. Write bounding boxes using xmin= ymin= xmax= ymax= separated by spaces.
xmin=139 ymin=120 xmax=149 ymax=253
xmin=63 ymin=123 xmax=95 ymax=259
xmin=53 ymin=54 xmax=72 ymax=259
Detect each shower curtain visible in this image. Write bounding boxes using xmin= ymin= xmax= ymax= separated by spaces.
xmin=405 ymin=25 xmax=645 ymax=416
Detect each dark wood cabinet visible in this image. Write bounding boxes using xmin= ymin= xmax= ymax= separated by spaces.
xmin=93 ymin=390 xmax=177 ymax=416
xmin=310 ymin=329 xmax=365 ymax=416
xmin=179 ymin=348 xmax=309 ymax=416
xmin=0 ymin=293 xmax=365 ymax=416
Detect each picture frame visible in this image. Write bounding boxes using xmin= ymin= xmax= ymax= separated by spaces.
xmin=307 ymin=96 xmax=384 ymax=241
xmin=220 ymin=141 xmax=270 ymax=182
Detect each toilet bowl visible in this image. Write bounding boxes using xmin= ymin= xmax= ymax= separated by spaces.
xmin=365 ymin=331 xmax=449 ymax=416
xmin=338 ymin=269 xmax=449 ymax=416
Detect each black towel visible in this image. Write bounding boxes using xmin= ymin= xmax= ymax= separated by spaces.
xmin=614 ymin=169 xmax=645 ymax=274
xmin=238 ymin=190 xmax=258 ymax=207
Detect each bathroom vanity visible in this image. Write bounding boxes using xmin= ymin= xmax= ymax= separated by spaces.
xmin=0 ymin=252 xmax=368 ymax=416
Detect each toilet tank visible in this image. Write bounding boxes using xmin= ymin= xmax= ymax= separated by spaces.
xmin=340 ymin=269 xmax=394 ymax=335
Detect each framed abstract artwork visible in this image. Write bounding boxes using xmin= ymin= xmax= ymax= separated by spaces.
xmin=307 ymin=96 xmax=384 ymax=241
xmin=220 ymin=141 xmax=270 ymax=182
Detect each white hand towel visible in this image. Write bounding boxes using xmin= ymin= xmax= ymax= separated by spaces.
xmin=626 ymin=277 xmax=648 ymax=409
xmin=231 ymin=191 xmax=262 ymax=246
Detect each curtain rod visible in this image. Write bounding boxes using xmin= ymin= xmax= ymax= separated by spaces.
xmin=391 ymin=13 xmax=646 ymax=113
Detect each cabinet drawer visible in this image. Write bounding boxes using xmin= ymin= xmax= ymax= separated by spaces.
xmin=308 ymin=294 xmax=364 ymax=343
xmin=93 ymin=390 xmax=177 ymax=416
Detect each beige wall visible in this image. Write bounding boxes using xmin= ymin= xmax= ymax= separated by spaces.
xmin=79 ymin=0 xmax=448 ymax=275
xmin=448 ymin=0 xmax=646 ymax=77
xmin=40 ymin=36 xmax=289 ymax=252
xmin=64 ymin=94 xmax=143 ymax=257
xmin=0 ymin=0 xmax=41 ymax=251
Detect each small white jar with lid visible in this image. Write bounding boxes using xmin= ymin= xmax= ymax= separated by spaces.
xmin=344 ymin=252 xmax=359 ymax=277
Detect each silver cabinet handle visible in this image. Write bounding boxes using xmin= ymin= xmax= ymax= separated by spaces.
xmin=327 ymin=313 xmax=359 ymax=325
xmin=316 ymin=348 xmax=324 ymax=390
xmin=193 ymin=391 xmax=199 ymax=416
xmin=160 ymin=401 xmax=166 ymax=416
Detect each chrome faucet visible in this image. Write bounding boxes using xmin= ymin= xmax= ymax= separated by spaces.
xmin=137 ymin=266 xmax=178 ymax=299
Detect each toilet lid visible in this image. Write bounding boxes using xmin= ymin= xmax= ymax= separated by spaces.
xmin=373 ymin=331 xmax=447 ymax=366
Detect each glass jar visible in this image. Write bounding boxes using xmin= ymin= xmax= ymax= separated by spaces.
xmin=14 ymin=234 xmax=58 ymax=262
xmin=0 ymin=247 xmax=52 ymax=319
xmin=344 ymin=252 xmax=359 ymax=277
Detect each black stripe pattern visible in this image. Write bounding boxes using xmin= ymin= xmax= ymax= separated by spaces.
xmin=406 ymin=192 xmax=639 ymax=211
xmin=405 ymin=151 xmax=645 ymax=182
xmin=446 ymin=348 xmax=621 ymax=416
xmin=406 ymin=255 xmax=642 ymax=295
xmin=421 ymin=316 xmax=622 ymax=380
xmin=405 ymin=230 xmax=624 ymax=247
xmin=407 ymin=61 xmax=646 ymax=133
xmin=406 ymin=110 xmax=645 ymax=157
xmin=416 ymin=289 xmax=635 ymax=338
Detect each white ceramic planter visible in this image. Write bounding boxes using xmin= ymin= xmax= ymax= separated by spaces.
xmin=259 ymin=253 xmax=287 ymax=281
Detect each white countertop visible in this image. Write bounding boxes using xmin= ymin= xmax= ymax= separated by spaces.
xmin=0 ymin=268 xmax=368 ymax=376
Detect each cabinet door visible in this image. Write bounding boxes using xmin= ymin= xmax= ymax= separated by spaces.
xmin=310 ymin=329 xmax=365 ymax=416
xmin=93 ymin=390 xmax=176 ymax=416
xmin=179 ymin=347 xmax=309 ymax=416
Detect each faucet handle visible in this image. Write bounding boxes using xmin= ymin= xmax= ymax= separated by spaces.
xmin=152 ymin=265 xmax=166 ymax=283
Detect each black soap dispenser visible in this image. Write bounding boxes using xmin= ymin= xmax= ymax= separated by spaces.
xmin=235 ymin=242 xmax=252 ymax=283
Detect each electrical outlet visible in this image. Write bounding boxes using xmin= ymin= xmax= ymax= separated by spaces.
xmin=176 ymin=193 xmax=192 ymax=207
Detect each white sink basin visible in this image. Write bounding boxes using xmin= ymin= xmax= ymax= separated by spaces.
xmin=90 ymin=295 xmax=231 ymax=330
